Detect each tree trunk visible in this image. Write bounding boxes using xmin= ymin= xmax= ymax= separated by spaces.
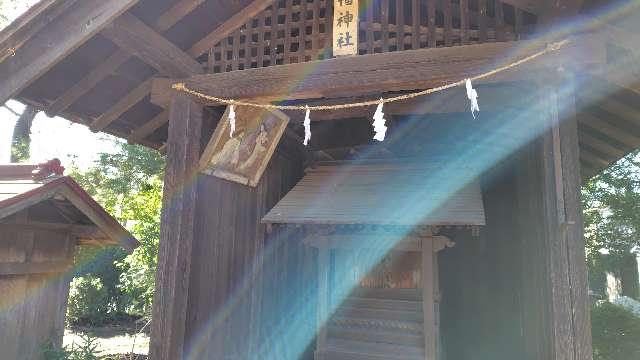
xmin=620 ymin=253 xmax=640 ymax=300
xmin=10 ymin=105 xmax=37 ymax=163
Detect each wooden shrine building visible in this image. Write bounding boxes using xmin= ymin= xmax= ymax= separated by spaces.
xmin=1 ymin=0 xmax=640 ymax=359
xmin=0 ymin=160 xmax=139 ymax=359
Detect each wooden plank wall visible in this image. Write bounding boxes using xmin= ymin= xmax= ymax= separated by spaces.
xmin=438 ymin=124 xmax=591 ymax=359
xmin=184 ymin=153 xmax=313 ymax=359
xmin=0 ymin=212 xmax=74 ymax=360
xmin=438 ymin=161 xmax=525 ymax=359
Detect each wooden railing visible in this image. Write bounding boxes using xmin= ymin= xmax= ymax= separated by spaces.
xmin=206 ymin=0 xmax=537 ymax=73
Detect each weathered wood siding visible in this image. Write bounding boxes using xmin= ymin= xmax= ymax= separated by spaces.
xmin=0 ymin=213 xmax=74 ymax=360
xmin=439 ymin=119 xmax=591 ymax=359
xmin=439 ymin=161 xmax=525 ymax=359
xmin=184 ymin=153 xmax=312 ymax=359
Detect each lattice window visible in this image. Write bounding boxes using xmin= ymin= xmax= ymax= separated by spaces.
xmin=207 ymin=0 xmax=537 ymax=74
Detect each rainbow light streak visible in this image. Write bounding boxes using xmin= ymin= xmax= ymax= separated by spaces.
xmin=183 ymin=0 xmax=640 ymax=353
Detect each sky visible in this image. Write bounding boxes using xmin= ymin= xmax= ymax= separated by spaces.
xmin=0 ymin=1 xmax=119 ymax=170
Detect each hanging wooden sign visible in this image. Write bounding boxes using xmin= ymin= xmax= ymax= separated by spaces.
xmin=199 ymin=106 xmax=289 ymax=187
xmin=333 ymin=0 xmax=359 ymax=57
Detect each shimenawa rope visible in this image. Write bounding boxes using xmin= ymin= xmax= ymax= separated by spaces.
xmin=171 ymin=39 xmax=569 ymax=111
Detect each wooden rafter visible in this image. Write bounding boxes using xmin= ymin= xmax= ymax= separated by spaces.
xmin=0 ymin=260 xmax=73 ymax=276
xmin=0 ymin=0 xmax=140 ymax=106
xmin=128 ymin=110 xmax=170 ymax=142
xmin=122 ymin=0 xmax=274 ymax=144
xmin=72 ymin=0 xmax=274 ymax=145
xmin=579 ymin=112 xmax=640 ymax=149
xmin=189 ymin=0 xmax=276 ymax=58
xmin=578 ymin=131 xmax=625 ymax=159
xmin=596 ymin=97 xmax=640 ymax=128
xmin=579 ymin=145 xmax=610 ymax=168
xmin=102 ymin=13 xmax=203 ymax=78
xmin=91 ymin=78 xmax=153 ymax=131
xmin=93 ymin=12 xmax=204 ymax=132
xmin=0 ymin=0 xmax=77 ymax=64
xmin=539 ymin=0 xmax=585 ymax=22
xmin=45 ymin=0 xmax=206 ymax=117
xmin=156 ymin=35 xmax=604 ymax=105
xmin=500 ymin=0 xmax=540 ymax=14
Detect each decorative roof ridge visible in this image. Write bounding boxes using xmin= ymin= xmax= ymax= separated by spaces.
xmin=0 ymin=158 xmax=65 ymax=181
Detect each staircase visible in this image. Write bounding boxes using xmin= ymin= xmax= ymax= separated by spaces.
xmin=316 ymin=291 xmax=427 ymax=360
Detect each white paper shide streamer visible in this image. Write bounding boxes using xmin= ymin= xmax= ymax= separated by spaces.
xmin=466 ymin=79 xmax=479 ymax=118
xmin=228 ymin=104 xmax=236 ymax=137
xmin=372 ymin=101 xmax=388 ymax=141
xmin=303 ymin=106 xmax=311 ymax=146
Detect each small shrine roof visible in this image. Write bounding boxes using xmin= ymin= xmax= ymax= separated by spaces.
xmin=0 ymin=160 xmax=139 ymax=252
xmin=263 ymin=161 xmax=486 ymax=226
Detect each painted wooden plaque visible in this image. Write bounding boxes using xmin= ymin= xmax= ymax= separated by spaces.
xmin=333 ymin=0 xmax=359 ymax=57
xmin=199 ymin=106 xmax=289 ymax=187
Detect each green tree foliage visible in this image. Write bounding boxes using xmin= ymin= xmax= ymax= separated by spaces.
xmin=69 ymin=141 xmax=164 ymax=322
xmin=583 ymin=150 xmax=640 ymax=301
xmin=591 ymin=302 xmax=640 ymax=360
xmin=42 ymin=333 xmax=102 ymax=360
xmin=67 ymin=276 xmax=110 ymax=326
xmin=582 ymin=150 xmax=640 ymax=259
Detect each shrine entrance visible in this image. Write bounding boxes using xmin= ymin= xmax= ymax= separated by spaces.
xmin=263 ymin=162 xmax=485 ymax=359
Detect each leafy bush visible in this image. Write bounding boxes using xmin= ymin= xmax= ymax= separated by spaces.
xmin=69 ymin=142 xmax=164 ymax=322
xmin=67 ymin=276 xmax=110 ymax=326
xmin=42 ymin=333 xmax=101 ymax=360
xmin=591 ymin=301 xmax=640 ymax=360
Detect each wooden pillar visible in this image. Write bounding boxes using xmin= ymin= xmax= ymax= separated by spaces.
xmin=316 ymin=246 xmax=329 ymax=358
xmin=518 ymin=78 xmax=592 ymax=360
xmin=150 ymin=93 xmax=203 ymax=360
xmin=422 ymin=238 xmax=436 ymax=360
xmin=555 ymin=78 xmax=592 ymax=360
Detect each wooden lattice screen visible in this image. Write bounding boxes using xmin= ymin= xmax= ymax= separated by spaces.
xmin=207 ymin=0 xmax=537 ymax=73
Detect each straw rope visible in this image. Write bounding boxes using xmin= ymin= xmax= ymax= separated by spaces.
xmin=172 ymin=39 xmax=569 ymax=111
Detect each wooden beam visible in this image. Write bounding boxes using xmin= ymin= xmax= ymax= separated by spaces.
xmin=101 ymin=12 xmax=203 ymax=78
xmin=0 ymin=0 xmax=78 ymax=64
xmin=596 ymin=97 xmax=640 ymax=128
xmin=0 ymin=0 xmax=140 ymax=105
xmin=555 ymin=82 xmax=593 ymax=360
xmin=123 ymin=0 xmax=272 ymax=142
xmin=45 ymin=50 xmax=130 ymax=117
xmin=46 ymin=0 xmax=206 ymax=117
xmin=578 ymin=131 xmax=626 ymax=159
xmin=0 ymin=260 xmax=72 ymax=275
xmin=579 ymin=112 xmax=640 ymax=149
xmin=91 ymin=78 xmax=153 ymax=131
xmin=157 ymin=35 xmax=604 ymax=105
xmin=579 ymin=145 xmax=610 ymax=168
xmin=0 ymin=164 xmax=38 ymax=180
xmin=524 ymin=81 xmax=592 ymax=359
xmin=56 ymin=186 xmax=138 ymax=252
xmin=500 ymin=0 xmax=541 ymax=14
xmin=422 ymin=238 xmax=437 ymax=359
xmin=155 ymin=82 xmax=529 ymax=119
xmin=539 ymin=0 xmax=585 ymax=23
xmin=580 ymin=151 xmax=605 ymax=171
xmin=91 ymin=0 xmax=260 ymax=144
xmin=0 ymin=186 xmax=61 ymax=221
xmin=149 ymin=93 xmax=203 ymax=360
xmin=188 ymin=0 xmax=276 ymax=58
xmin=18 ymin=95 xmax=162 ymax=149
xmin=316 ymin=246 xmax=329 ymax=356
xmin=0 ymin=221 xmax=106 ymax=241
xmin=128 ymin=110 xmax=170 ymax=142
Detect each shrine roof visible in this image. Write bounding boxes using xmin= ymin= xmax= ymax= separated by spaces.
xmin=263 ymin=161 xmax=486 ymax=226
xmin=0 ymin=0 xmax=638 ymax=182
xmin=0 ymin=161 xmax=139 ymax=252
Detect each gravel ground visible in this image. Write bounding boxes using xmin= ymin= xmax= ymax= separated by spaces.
xmin=63 ymin=324 xmax=149 ymax=358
